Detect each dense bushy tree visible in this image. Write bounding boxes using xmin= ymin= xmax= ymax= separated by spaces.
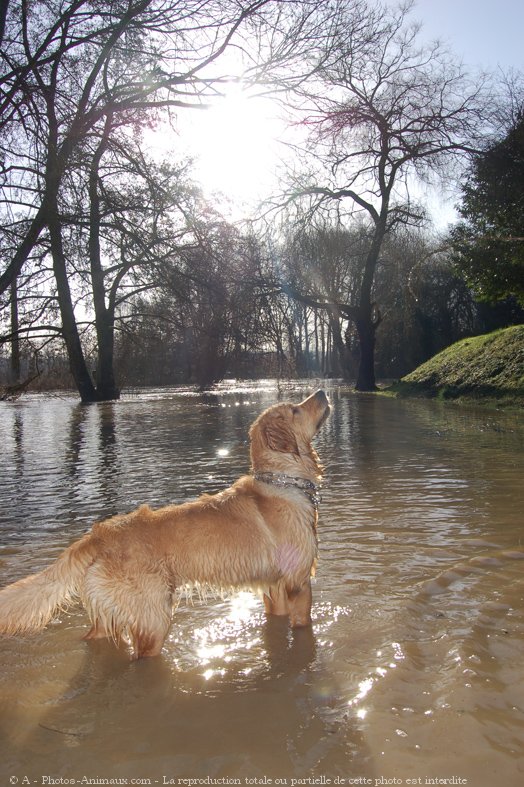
xmin=374 ymin=234 xmax=477 ymax=377
xmin=451 ymin=112 xmax=524 ymax=306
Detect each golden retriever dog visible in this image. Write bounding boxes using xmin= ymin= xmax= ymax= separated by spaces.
xmin=0 ymin=390 xmax=330 ymax=659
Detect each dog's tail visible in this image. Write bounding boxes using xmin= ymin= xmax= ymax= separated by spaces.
xmin=0 ymin=533 xmax=97 ymax=635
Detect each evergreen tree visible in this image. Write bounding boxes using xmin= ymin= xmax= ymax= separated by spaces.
xmin=451 ymin=113 xmax=524 ymax=306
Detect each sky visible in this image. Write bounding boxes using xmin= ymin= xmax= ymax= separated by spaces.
xmin=165 ymin=0 xmax=524 ymax=228
xmin=409 ymin=0 xmax=524 ymax=226
xmin=412 ymin=0 xmax=524 ymax=72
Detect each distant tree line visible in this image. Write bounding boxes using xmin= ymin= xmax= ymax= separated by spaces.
xmin=1 ymin=0 xmax=523 ymax=400
xmin=3 ymin=218 xmax=520 ymax=392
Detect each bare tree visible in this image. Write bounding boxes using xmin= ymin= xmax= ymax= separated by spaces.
xmin=273 ymin=0 xmax=490 ymax=389
xmin=0 ymin=0 xmax=280 ymax=399
xmin=279 ymin=223 xmax=365 ymax=377
xmin=115 ymin=226 xmax=273 ymax=387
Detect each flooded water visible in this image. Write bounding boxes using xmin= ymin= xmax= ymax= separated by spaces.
xmin=0 ymin=381 xmax=523 ymax=786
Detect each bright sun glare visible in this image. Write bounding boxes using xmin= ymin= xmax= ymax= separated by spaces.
xmin=150 ymin=84 xmax=283 ymax=214
xmin=187 ymin=85 xmax=283 ymax=209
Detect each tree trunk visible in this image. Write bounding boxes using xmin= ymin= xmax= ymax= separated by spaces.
xmin=10 ymin=278 xmax=20 ymax=382
xmin=0 ymin=205 xmax=48 ymax=296
xmin=43 ymin=71 xmax=98 ymax=402
xmin=328 ymin=309 xmax=352 ymax=379
xmin=88 ymin=116 xmax=120 ymax=401
xmin=48 ymin=197 xmax=97 ymax=403
xmin=353 ymin=219 xmax=386 ymax=391
xmin=94 ymin=313 xmax=119 ymax=400
xmin=355 ymin=310 xmax=378 ymax=391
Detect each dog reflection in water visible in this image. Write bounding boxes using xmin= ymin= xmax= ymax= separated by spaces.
xmin=0 ymin=390 xmax=330 ymax=659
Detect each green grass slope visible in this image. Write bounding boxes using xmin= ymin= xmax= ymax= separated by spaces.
xmin=389 ymin=325 xmax=524 ymax=407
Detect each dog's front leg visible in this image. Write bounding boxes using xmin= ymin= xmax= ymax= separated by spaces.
xmin=287 ymin=580 xmax=312 ymax=628
xmin=264 ymin=580 xmax=313 ymax=627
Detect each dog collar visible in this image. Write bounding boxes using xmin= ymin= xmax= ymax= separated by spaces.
xmin=252 ymin=471 xmax=322 ymax=511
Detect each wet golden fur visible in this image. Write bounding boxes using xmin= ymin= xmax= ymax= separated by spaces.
xmin=0 ymin=391 xmax=330 ymax=659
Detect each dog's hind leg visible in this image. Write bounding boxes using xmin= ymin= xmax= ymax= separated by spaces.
xmin=124 ymin=575 xmax=173 ymax=659
xmin=83 ymin=620 xmax=110 ymax=641
xmin=128 ymin=592 xmax=173 ymax=659
xmin=82 ymin=563 xmax=172 ymax=658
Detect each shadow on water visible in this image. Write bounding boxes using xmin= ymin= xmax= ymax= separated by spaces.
xmin=0 ymin=607 xmax=373 ymax=780
xmin=1 ymin=382 xmax=524 ymax=783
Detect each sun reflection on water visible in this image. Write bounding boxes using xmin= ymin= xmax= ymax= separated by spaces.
xmin=347 ymin=642 xmax=407 ymax=721
xmin=189 ymin=592 xmax=265 ymax=679
xmin=228 ymin=591 xmax=260 ymax=623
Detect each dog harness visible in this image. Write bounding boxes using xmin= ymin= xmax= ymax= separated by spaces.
xmin=252 ymin=472 xmax=322 ymax=511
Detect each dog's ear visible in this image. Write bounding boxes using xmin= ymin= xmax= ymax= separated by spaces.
xmin=263 ymin=416 xmax=299 ymax=455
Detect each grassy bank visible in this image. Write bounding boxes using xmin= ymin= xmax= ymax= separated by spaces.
xmin=388 ymin=325 xmax=524 ymax=407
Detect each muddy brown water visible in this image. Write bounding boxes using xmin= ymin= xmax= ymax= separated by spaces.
xmin=0 ymin=382 xmax=523 ymax=786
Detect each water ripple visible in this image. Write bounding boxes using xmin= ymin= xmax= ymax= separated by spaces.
xmin=1 ymin=384 xmax=523 ymax=781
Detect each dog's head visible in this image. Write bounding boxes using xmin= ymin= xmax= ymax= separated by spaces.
xmin=249 ymin=390 xmax=330 ymax=478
